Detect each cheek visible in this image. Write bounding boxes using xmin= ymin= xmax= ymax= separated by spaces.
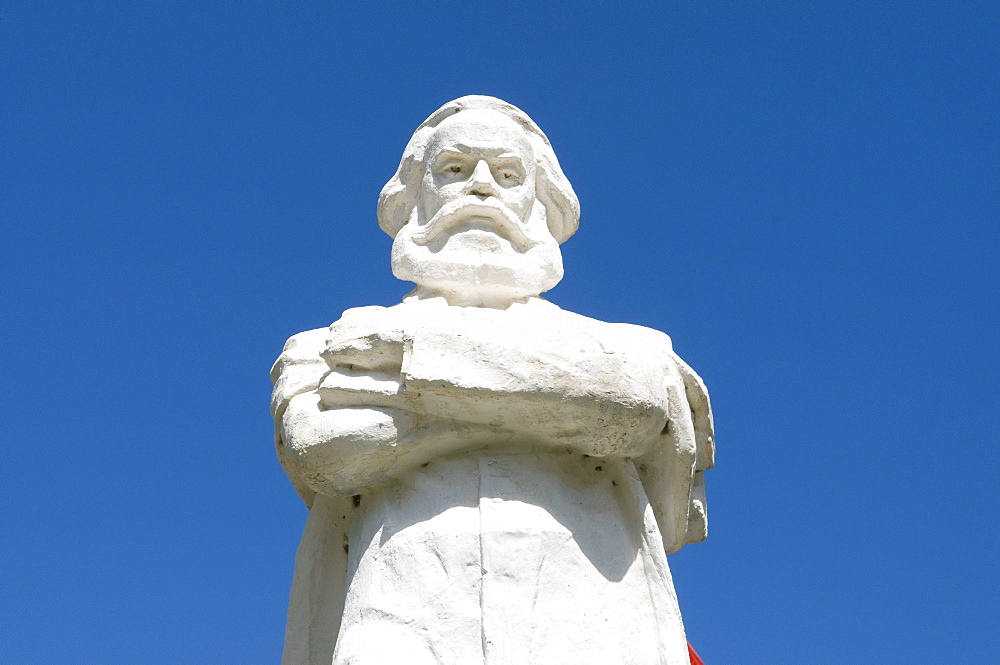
xmin=420 ymin=178 xmax=447 ymax=211
xmin=507 ymin=183 xmax=535 ymax=214
xmin=424 ymin=175 xmax=464 ymax=199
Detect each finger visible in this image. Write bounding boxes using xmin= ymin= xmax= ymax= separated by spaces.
xmin=318 ymin=368 xmax=406 ymax=409
xmin=322 ymin=331 xmax=404 ymax=371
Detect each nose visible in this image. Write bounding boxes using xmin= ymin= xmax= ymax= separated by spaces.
xmin=464 ymin=160 xmax=498 ymax=198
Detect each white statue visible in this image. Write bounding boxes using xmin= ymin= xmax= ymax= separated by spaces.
xmin=270 ymin=96 xmax=714 ymax=665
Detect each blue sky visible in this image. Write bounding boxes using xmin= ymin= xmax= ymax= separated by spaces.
xmin=3 ymin=3 xmax=997 ymax=663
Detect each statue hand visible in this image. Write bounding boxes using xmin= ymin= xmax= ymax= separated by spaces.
xmin=319 ymin=306 xmax=408 ymax=411
xmin=317 ymin=367 xmax=406 ymax=410
xmin=321 ymin=306 xmax=405 ymax=373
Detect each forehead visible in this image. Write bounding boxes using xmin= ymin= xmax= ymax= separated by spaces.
xmin=426 ymin=109 xmax=533 ymax=158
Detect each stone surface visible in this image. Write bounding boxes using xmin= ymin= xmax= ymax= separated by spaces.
xmin=270 ymin=96 xmax=714 ymax=665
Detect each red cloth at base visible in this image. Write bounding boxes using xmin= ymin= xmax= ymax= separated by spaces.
xmin=688 ymin=642 xmax=704 ymax=665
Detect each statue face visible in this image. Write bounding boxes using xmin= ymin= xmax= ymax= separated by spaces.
xmin=390 ymin=108 xmax=563 ymax=307
xmin=420 ymin=109 xmax=537 ymax=236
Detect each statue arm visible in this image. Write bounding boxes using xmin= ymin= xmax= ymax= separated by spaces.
xmin=274 ymin=308 xmax=701 ymax=503
xmin=273 ymin=309 xmax=497 ymax=498
xmin=271 ymin=323 xmax=439 ymax=501
xmin=396 ymin=321 xmax=672 ymax=457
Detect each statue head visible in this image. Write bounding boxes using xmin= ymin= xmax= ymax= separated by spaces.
xmin=378 ymin=96 xmax=580 ymax=307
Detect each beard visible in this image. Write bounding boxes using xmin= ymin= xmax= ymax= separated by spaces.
xmin=391 ymin=197 xmax=564 ymax=307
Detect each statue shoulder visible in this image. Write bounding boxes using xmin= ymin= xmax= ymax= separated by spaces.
xmin=610 ymin=321 xmax=674 ymax=353
xmin=550 ymin=308 xmax=675 ymax=354
xmin=270 ymin=327 xmax=328 ymax=382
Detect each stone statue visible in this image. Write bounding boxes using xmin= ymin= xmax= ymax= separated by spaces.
xmin=270 ymin=96 xmax=714 ymax=665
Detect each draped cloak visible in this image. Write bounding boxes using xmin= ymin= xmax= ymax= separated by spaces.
xmin=270 ymin=298 xmax=714 ymax=665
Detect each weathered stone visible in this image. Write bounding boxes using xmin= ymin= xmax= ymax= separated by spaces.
xmin=270 ymin=96 xmax=714 ymax=665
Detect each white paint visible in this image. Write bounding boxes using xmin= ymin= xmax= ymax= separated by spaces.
xmin=271 ymin=96 xmax=714 ymax=664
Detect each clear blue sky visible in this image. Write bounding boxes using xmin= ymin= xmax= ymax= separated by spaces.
xmin=3 ymin=3 xmax=997 ymax=663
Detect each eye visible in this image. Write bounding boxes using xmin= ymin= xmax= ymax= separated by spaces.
xmin=436 ymin=161 xmax=465 ymax=178
xmin=499 ymin=170 xmax=523 ymax=185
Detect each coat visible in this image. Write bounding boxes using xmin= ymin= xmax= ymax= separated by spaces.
xmin=270 ymin=297 xmax=714 ymax=665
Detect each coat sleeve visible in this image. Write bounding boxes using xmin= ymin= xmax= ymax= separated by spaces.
xmin=271 ymin=327 xmax=330 ymax=507
xmin=674 ymin=352 xmax=714 ymax=545
xmin=636 ymin=348 xmax=714 ymax=554
xmin=280 ymin=493 xmax=351 ymax=665
xmin=272 ymin=330 xmax=353 ymax=664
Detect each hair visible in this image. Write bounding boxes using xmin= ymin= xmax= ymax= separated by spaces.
xmin=377 ymin=96 xmax=580 ymax=244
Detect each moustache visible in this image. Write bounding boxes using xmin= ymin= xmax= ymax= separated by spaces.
xmin=410 ymin=196 xmax=533 ymax=251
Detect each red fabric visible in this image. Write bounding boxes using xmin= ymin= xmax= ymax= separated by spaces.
xmin=688 ymin=641 xmax=704 ymax=665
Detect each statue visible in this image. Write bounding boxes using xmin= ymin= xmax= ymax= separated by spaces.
xmin=270 ymin=96 xmax=714 ymax=665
